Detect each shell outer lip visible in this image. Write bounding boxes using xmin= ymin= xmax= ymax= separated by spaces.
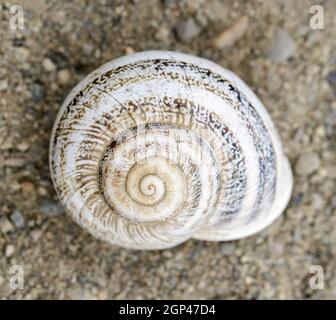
xmin=193 ymin=157 xmax=293 ymax=241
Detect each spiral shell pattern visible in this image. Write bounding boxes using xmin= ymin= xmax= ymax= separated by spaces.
xmin=50 ymin=51 xmax=293 ymax=250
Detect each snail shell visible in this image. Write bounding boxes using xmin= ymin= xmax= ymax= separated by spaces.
xmin=50 ymin=51 xmax=293 ymax=250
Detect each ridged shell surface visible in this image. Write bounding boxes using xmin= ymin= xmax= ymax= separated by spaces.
xmin=50 ymin=51 xmax=293 ymax=250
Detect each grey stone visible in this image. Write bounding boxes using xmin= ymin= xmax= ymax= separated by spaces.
xmin=163 ymin=0 xmax=176 ymax=6
xmin=40 ymin=200 xmax=64 ymax=217
xmin=175 ymin=19 xmax=201 ymax=42
xmin=327 ymin=71 xmax=336 ymax=86
xmin=267 ymin=29 xmax=296 ymax=62
xmin=295 ymin=152 xmax=320 ymax=175
xmin=30 ymin=83 xmax=45 ymax=102
xmin=220 ymin=243 xmax=235 ymax=256
xmin=0 ymin=79 xmax=8 ymax=91
xmin=10 ymin=210 xmax=25 ymax=228
xmin=292 ymin=193 xmax=303 ymax=206
xmin=293 ymin=229 xmax=301 ymax=242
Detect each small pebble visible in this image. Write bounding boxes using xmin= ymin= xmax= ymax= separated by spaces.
xmin=57 ymin=69 xmax=71 ymax=86
xmin=5 ymin=244 xmax=15 ymax=257
xmin=31 ymin=229 xmax=42 ymax=241
xmin=293 ymin=228 xmax=301 ymax=242
xmin=98 ymin=290 xmax=108 ymax=300
xmin=17 ymin=142 xmax=30 ymax=152
xmin=82 ymin=43 xmax=95 ymax=56
xmin=42 ymin=58 xmax=56 ymax=72
xmin=21 ymin=181 xmax=35 ymax=194
xmin=292 ymin=193 xmax=303 ymax=206
xmin=155 ymin=27 xmax=171 ymax=43
xmin=311 ymin=193 xmax=325 ymax=211
xmin=245 ymin=276 xmax=254 ymax=285
xmin=271 ymin=242 xmax=285 ymax=255
xmin=175 ymin=18 xmax=201 ymax=42
xmin=123 ymin=47 xmax=135 ymax=55
xmin=0 ymin=216 xmax=14 ymax=234
xmin=212 ymin=16 xmax=249 ymax=49
xmin=1 ymin=157 xmax=27 ymax=167
xmin=163 ymin=0 xmax=176 ymax=6
xmin=220 ymin=243 xmax=235 ymax=255
xmin=205 ymin=1 xmax=228 ymax=22
xmin=37 ymin=186 xmax=48 ymax=197
xmin=16 ymin=47 xmax=30 ymax=61
xmin=331 ymin=196 xmax=336 ymax=209
xmin=0 ymin=79 xmax=8 ymax=91
xmin=40 ymin=200 xmax=64 ymax=217
xmin=10 ymin=210 xmax=25 ymax=228
xmin=267 ymin=29 xmax=296 ymax=62
xmin=30 ymin=83 xmax=45 ymax=102
xmin=295 ymin=152 xmax=320 ymax=175
xmin=327 ymin=71 xmax=336 ymax=86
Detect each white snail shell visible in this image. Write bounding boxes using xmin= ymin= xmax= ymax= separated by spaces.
xmin=50 ymin=51 xmax=293 ymax=250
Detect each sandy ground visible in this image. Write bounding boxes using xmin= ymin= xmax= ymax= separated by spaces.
xmin=0 ymin=0 xmax=335 ymax=299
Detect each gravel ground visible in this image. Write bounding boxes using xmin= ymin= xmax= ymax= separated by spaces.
xmin=0 ymin=0 xmax=335 ymax=299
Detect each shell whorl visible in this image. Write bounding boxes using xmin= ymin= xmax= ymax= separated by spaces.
xmin=50 ymin=51 xmax=293 ymax=250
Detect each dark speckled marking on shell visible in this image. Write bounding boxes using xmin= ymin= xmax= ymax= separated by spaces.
xmin=53 ymin=60 xmax=274 ymax=213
